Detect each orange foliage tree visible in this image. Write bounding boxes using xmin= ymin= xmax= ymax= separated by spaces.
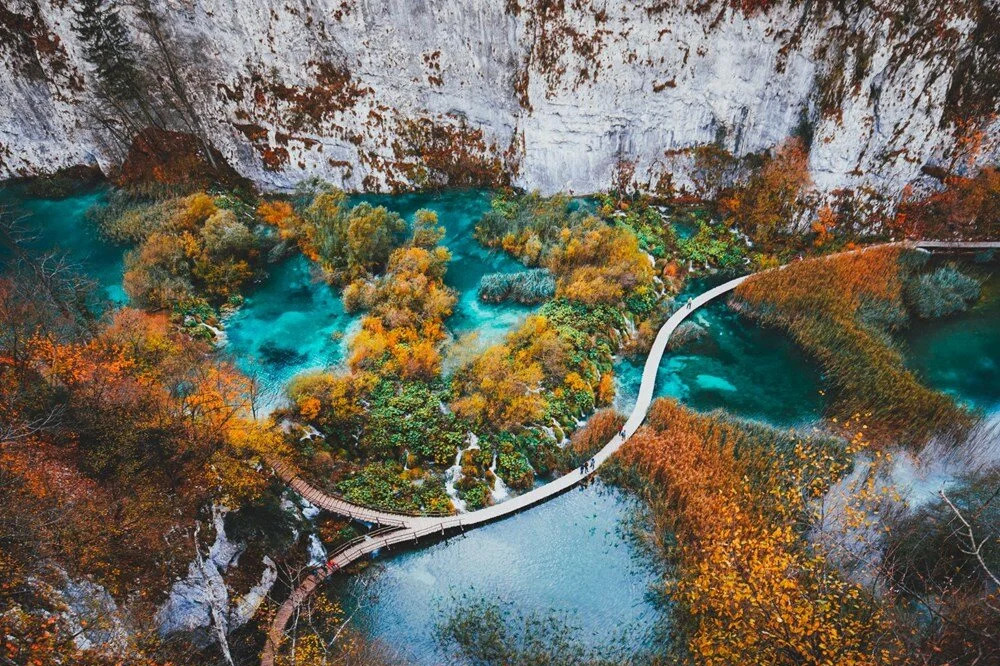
xmin=620 ymin=399 xmax=901 ymax=665
xmin=451 ymin=343 xmax=546 ymax=431
xmin=0 ymin=293 xmax=286 ymax=600
xmin=894 ymin=167 xmax=1000 ymax=240
xmin=720 ymin=138 xmax=811 ymax=246
xmin=121 ymin=192 xmax=260 ymax=309
xmin=345 ymin=214 xmax=456 ymax=381
xmin=257 ymin=187 xmax=407 ymax=284
xmin=547 ymin=218 xmax=654 ymax=305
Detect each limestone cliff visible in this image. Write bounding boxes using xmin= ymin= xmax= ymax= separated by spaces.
xmin=1 ymin=0 xmax=997 ymax=198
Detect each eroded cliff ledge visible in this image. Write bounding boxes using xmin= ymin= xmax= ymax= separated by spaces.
xmin=1 ymin=0 xmax=998 ymax=200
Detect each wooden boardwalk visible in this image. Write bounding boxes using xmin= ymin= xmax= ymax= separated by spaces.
xmin=260 ymin=240 xmax=998 ymax=665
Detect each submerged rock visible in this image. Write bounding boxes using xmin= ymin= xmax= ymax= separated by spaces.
xmin=667 ymin=321 xmax=708 ymax=351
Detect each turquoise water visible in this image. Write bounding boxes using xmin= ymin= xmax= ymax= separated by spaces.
xmin=901 ymin=268 xmax=1000 ymax=414
xmin=328 ymin=482 xmax=664 ymax=663
xmin=223 ymin=255 xmax=358 ymax=401
xmin=13 ymin=182 xmax=993 ymax=435
xmin=613 ymin=266 xmax=1000 ymax=427
xmin=7 ymin=181 xmax=1000 ymax=664
xmin=224 ymin=190 xmax=535 ymax=403
xmin=0 ymin=185 xmax=533 ymax=407
xmin=615 ymin=278 xmax=826 ymax=427
xmin=0 ymin=184 xmax=127 ymax=304
xmin=354 ymin=189 xmax=534 ymax=345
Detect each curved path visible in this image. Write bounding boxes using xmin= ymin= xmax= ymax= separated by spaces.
xmin=261 ymin=240 xmax=998 ymax=665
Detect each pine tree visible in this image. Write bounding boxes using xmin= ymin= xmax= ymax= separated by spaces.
xmin=73 ymin=0 xmax=140 ymax=98
xmin=72 ymin=0 xmax=158 ymax=132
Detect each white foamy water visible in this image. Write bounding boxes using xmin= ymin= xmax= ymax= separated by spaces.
xmin=814 ymin=413 xmax=1000 ymax=583
xmin=489 ymin=452 xmax=511 ymax=502
xmin=307 ymin=533 xmax=327 ymax=567
xmin=444 ymin=433 xmax=481 ymax=513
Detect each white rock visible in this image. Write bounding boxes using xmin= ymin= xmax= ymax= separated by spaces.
xmin=1 ymin=1 xmax=996 ymax=205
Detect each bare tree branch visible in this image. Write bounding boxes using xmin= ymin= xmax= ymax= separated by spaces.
xmin=940 ymin=489 xmax=1000 ymax=588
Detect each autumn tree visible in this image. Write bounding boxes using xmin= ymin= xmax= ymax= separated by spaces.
xmin=0 ymin=279 xmax=285 ymax=598
xmin=452 ymin=343 xmax=546 ymax=431
xmin=118 ymin=192 xmax=263 ymax=310
xmin=721 ymin=138 xmax=811 ymax=246
xmin=266 ymin=188 xmax=408 ymax=284
xmin=547 ymin=218 xmax=654 ymax=305
xmin=279 ymin=209 xmax=459 ymax=504
xmin=344 ymin=211 xmax=456 ymax=381
xmin=895 ymin=166 xmax=1000 ymax=240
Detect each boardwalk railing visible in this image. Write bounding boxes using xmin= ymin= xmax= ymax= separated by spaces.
xmin=270 ymin=459 xmax=454 ymax=527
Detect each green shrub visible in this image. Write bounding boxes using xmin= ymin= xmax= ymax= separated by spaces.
xmin=458 ymin=481 xmax=491 ymax=510
xmin=856 ymin=295 xmax=910 ymax=332
xmin=493 ymin=439 xmax=534 ymax=491
xmin=336 ymin=462 xmax=452 ymax=514
xmin=677 ymin=221 xmax=746 ymax=268
xmin=905 ymin=265 xmax=982 ymax=319
xmin=478 ymin=269 xmax=555 ymax=304
xmin=361 ymin=380 xmax=465 ymax=466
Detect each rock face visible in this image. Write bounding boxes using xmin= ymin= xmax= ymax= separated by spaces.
xmin=1 ymin=0 xmax=997 ymax=197
xmin=53 ymin=572 xmax=130 ymax=655
xmin=156 ymin=507 xmax=277 ymax=650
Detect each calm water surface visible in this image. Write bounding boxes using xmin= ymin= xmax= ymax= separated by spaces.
xmin=901 ymin=267 xmax=1000 ymax=414
xmin=615 ymin=277 xmax=826 ymax=427
xmin=0 ymin=184 xmax=126 ymax=304
xmin=328 ymin=482 xmax=665 ymax=663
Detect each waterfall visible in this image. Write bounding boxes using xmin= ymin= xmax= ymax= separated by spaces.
xmin=298 ymin=424 xmax=322 ymax=441
xmin=307 ymin=534 xmax=327 ymax=567
xmin=489 ymin=452 xmax=510 ymax=502
xmin=445 ymin=433 xmax=481 ymax=513
xmin=299 ymin=498 xmax=320 ymax=521
xmin=195 ymin=321 xmax=228 ymax=347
